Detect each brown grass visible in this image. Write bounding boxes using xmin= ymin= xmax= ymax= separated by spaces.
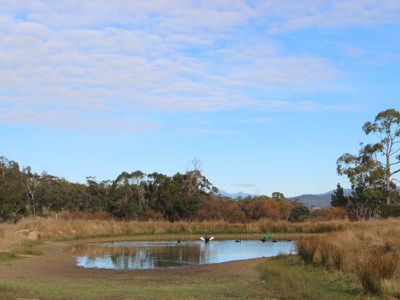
xmin=296 ymin=218 xmax=400 ymax=296
xmin=297 ymin=236 xmax=319 ymax=264
xmin=11 ymin=217 xmax=358 ymax=241
xmin=0 ymin=224 xmax=25 ymax=253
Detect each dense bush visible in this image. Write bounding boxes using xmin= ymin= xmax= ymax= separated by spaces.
xmin=288 ymin=204 xmax=310 ymax=222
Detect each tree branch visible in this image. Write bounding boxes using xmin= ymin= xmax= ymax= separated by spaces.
xmin=391 ymin=169 xmax=400 ymax=176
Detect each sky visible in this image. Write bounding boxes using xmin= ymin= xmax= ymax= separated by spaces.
xmin=0 ymin=0 xmax=399 ymax=197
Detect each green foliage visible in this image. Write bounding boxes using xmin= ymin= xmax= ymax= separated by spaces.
xmin=0 ymin=157 xmax=27 ymax=222
xmin=288 ymin=204 xmax=310 ymax=222
xmin=330 ymin=184 xmax=348 ymax=207
xmin=337 ymin=108 xmax=400 ymax=218
xmin=0 ymin=156 xmax=296 ymax=223
xmin=0 ymin=156 xmax=233 ymax=222
xmin=271 ymin=192 xmax=285 ymax=200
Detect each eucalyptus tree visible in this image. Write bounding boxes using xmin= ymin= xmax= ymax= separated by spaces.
xmin=272 ymin=192 xmax=285 ymax=200
xmin=337 ymin=108 xmax=400 ymax=206
xmin=22 ymin=166 xmax=40 ymax=216
xmin=109 ymin=171 xmax=148 ymax=219
xmin=0 ymin=157 xmax=26 ymax=221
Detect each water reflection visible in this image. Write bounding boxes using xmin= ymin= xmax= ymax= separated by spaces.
xmin=65 ymin=240 xmax=295 ymax=270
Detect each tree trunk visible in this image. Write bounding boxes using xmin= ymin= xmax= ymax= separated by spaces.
xmin=386 ymin=133 xmax=392 ymax=205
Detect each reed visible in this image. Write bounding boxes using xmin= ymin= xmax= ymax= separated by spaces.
xmin=12 ymin=216 xmax=357 ymax=241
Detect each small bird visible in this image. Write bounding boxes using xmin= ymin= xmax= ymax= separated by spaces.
xmin=200 ymin=235 xmax=214 ymax=244
xmin=235 ymin=240 xmax=241 ymax=243
xmin=261 ymin=234 xmax=267 ymax=243
xmin=177 ymin=239 xmax=181 ymax=243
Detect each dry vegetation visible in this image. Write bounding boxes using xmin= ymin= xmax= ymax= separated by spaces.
xmin=297 ymin=218 xmax=400 ymax=297
xmin=10 ymin=215 xmax=354 ymax=241
xmin=0 ymin=224 xmax=25 ymax=253
xmin=2 ymin=213 xmax=400 ymax=298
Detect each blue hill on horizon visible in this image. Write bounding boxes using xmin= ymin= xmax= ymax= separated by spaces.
xmin=218 ymin=189 xmax=353 ymax=207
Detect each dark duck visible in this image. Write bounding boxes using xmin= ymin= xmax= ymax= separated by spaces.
xmin=200 ymin=235 xmax=214 ymax=244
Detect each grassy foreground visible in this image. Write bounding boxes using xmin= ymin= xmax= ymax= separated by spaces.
xmin=1 ymin=218 xmax=400 ymax=299
xmin=261 ymin=255 xmax=371 ymax=300
xmin=0 ymin=254 xmax=383 ymax=300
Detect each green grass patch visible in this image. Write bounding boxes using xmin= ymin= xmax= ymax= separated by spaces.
xmin=260 ymin=255 xmax=376 ymax=300
xmin=0 ymin=251 xmax=17 ymax=262
xmin=12 ymin=240 xmax=42 ymax=256
xmin=0 ymin=240 xmax=42 ymax=263
xmin=0 ymin=271 xmax=267 ymax=300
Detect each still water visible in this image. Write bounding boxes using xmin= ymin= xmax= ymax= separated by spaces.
xmin=66 ymin=240 xmax=295 ymax=270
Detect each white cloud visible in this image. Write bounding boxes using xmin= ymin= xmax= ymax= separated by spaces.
xmin=0 ymin=108 xmax=157 ymax=131
xmin=266 ymin=0 xmax=400 ymax=33
xmin=0 ymin=0 xmax=389 ymax=129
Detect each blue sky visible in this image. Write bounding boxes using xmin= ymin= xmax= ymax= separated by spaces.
xmin=0 ymin=1 xmax=399 ymax=196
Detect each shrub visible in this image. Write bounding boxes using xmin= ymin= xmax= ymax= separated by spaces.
xmin=289 ymin=204 xmax=310 ymax=222
xmin=297 ymin=237 xmax=319 ymax=265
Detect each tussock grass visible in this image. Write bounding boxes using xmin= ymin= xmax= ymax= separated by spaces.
xmin=297 ymin=236 xmax=319 ymax=265
xmin=295 ymin=218 xmax=400 ymax=296
xmin=13 ymin=217 xmax=353 ymax=241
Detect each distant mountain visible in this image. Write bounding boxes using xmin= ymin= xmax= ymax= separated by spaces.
xmin=218 ymin=190 xmax=254 ymax=199
xmin=289 ymin=189 xmax=352 ymax=208
xmin=219 ymin=188 xmax=352 ymax=208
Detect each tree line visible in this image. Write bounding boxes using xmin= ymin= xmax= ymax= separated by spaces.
xmin=332 ymin=108 xmax=400 ymax=219
xmin=3 ymin=108 xmax=397 ymax=223
xmin=0 ymin=157 xmax=309 ymax=223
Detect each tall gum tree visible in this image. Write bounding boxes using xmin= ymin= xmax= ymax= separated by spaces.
xmin=337 ymin=109 xmax=400 ymax=205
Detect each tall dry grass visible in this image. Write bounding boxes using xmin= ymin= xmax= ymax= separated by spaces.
xmin=13 ymin=217 xmax=356 ymax=241
xmin=297 ymin=236 xmax=319 ymax=264
xmin=356 ymin=247 xmax=400 ymax=295
xmin=0 ymin=223 xmax=26 ymax=253
xmin=296 ymin=218 xmax=400 ymax=296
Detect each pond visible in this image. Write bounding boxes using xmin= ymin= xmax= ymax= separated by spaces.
xmin=65 ymin=240 xmax=295 ymax=270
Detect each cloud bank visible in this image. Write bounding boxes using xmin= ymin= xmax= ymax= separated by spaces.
xmin=0 ymin=1 xmax=398 ymax=130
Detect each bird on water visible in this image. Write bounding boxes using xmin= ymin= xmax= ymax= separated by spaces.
xmin=200 ymin=235 xmax=214 ymax=243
